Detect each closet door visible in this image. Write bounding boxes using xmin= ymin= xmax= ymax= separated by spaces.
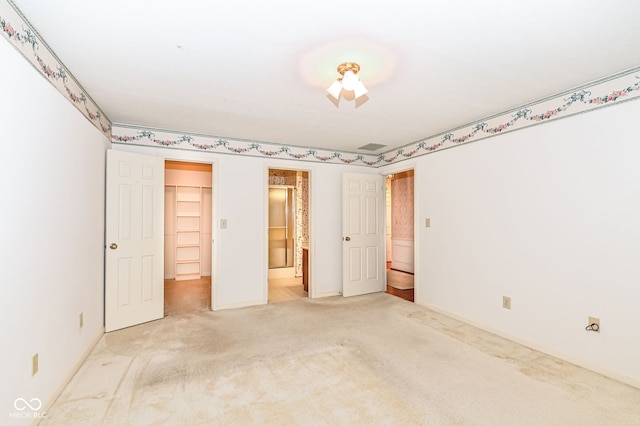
xmin=105 ymin=149 xmax=164 ymax=332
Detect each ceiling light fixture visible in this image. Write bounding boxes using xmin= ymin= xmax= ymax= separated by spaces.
xmin=326 ymin=62 xmax=368 ymax=100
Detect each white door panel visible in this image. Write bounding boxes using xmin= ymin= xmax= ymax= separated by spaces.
xmin=106 ymin=150 xmax=164 ymax=332
xmin=342 ymin=173 xmax=385 ymax=297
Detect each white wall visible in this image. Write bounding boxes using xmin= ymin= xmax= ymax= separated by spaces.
xmin=3 ymin=5 xmax=636 ymax=420
xmin=114 ymin=144 xmax=374 ymax=308
xmin=399 ymin=100 xmax=640 ymax=387
xmin=0 ymin=40 xmax=110 ymax=421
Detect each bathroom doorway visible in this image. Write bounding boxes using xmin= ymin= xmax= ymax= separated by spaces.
xmin=267 ymin=168 xmax=310 ymax=302
xmin=386 ymin=170 xmax=415 ymax=302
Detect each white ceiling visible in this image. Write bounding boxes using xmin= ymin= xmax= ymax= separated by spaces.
xmin=11 ymin=0 xmax=640 ymax=154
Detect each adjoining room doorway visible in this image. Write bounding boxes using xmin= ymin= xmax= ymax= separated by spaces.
xmin=385 ymin=170 xmax=415 ymax=302
xmin=267 ymin=168 xmax=310 ymax=303
xmin=164 ymin=160 xmax=212 ymax=315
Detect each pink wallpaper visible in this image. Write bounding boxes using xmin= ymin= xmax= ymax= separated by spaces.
xmin=269 ymin=169 xmax=297 ymax=185
xmin=391 ymin=172 xmax=414 ymax=240
xmin=300 ymin=172 xmax=309 ymax=243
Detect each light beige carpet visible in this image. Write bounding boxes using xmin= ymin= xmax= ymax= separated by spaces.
xmin=41 ymin=293 xmax=640 ymax=425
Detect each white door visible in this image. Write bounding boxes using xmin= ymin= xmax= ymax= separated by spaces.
xmin=342 ymin=173 xmax=386 ymax=297
xmin=105 ymin=150 xmax=164 ymax=332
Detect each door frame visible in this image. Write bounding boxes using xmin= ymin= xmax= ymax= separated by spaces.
xmin=168 ymin=157 xmax=218 ymax=310
xmin=108 ymin=146 xmax=219 ymax=311
xmin=163 ymin=158 xmax=218 ymax=310
xmin=264 ymin=165 xmax=314 ymax=302
xmin=380 ymin=164 xmax=417 ymax=300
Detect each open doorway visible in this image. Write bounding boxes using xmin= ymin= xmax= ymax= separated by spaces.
xmin=386 ymin=170 xmax=415 ymax=302
xmin=164 ymin=160 xmax=212 ymax=315
xmin=267 ymin=168 xmax=310 ymax=302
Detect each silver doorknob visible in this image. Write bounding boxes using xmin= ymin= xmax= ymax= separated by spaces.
xmin=344 ymin=237 xmax=351 ymax=241
xmin=110 ymin=243 xmax=118 ymax=249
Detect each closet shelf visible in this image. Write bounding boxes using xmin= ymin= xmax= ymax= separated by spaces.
xmin=172 ymin=185 xmax=204 ymax=281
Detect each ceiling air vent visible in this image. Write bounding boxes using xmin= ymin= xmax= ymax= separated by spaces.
xmin=357 ymin=143 xmax=387 ymax=152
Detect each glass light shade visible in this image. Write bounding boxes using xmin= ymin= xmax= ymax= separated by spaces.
xmin=326 ymin=80 xmax=343 ymax=99
xmin=341 ymin=70 xmax=358 ymax=91
xmin=353 ymin=80 xmax=368 ymax=99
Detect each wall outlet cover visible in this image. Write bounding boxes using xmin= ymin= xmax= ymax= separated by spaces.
xmin=503 ymin=296 xmax=511 ymax=310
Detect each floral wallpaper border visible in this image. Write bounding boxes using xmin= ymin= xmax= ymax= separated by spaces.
xmin=0 ymin=2 xmax=111 ymax=138
xmin=112 ymin=68 xmax=640 ymax=167
xmin=111 ymin=126 xmax=383 ymax=166
xmin=381 ymin=69 xmax=640 ymax=166
xmin=5 ymin=1 xmax=638 ymax=164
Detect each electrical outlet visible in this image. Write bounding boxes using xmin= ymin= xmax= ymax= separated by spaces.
xmin=79 ymin=312 xmax=84 ymax=329
xmin=503 ymin=296 xmax=511 ymax=310
xmin=587 ymin=316 xmax=600 ymax=333
xmin=32 ymin=353 xmax=38 ymax=376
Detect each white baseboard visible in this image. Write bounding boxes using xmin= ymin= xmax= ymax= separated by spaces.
xmin=36 ymin=327 xmax=105 ymax=425
xmin=213 ymin=292 xmax=341 ymax=308
xmin=213 ymin=299 xmax=265 ymax=311
xmin=414 ymin=299 xmax=640 ymax=390
xmin=311 ymin=291 xmax=341 ymax=299
xmin=165 ymin=274 xmax=211 ymax=279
